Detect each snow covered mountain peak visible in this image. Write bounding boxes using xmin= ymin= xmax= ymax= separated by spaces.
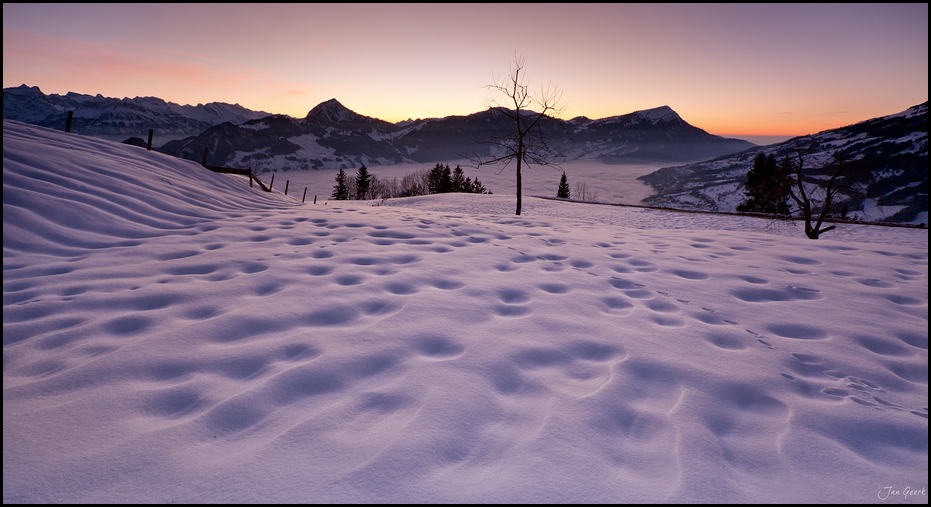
xmin=636 ymin=105 xmax=680 ymax=122
xmin=304 ymin=98 xmax=366 ymax=124
xmin=2 ymin=85 xmax=272 ymax=142
xmin=583 ymin=105 xmax=685 ymax=129
xmin=4 ymin=84 xmax=42 ymax=95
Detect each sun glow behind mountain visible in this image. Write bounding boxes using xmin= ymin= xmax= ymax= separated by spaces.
xmin=2 ymin=4 xmax=927 ymax=138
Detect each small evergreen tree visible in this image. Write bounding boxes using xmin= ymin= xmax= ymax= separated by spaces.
xmin=737 ymin=153 xmax=789 ymax=214
xmin=737 ymin=154 xmax=767 ymax=212
xmin=451 ymin=165 xmax=466 ymax=193
xmin=427 ymin=163 xmax=452 ymax=194
xmin=355 ymin=164 xmax=371 ymax=200
xmin=331 ymin=168 xmax=349 ymax=200
xmin=442 ymin=164 xmax=452 ymax=192
xmin=557 ymin=171 xmax=570 ymax=199
xmin=470 ymin=177 xmax=489 ymax=194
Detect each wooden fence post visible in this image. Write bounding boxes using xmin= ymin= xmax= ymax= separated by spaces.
xmin=302 ymin=188 xmax=307 ymax=203
xmin=285 ymin=180 xmax=289 ymax=196
xmin=202 ymin=148 xmax=209 ymax=166
xmin=249 ymin=168 xmax=253 ymax=188
xmin=314 ymin=195 xmax=317 ymax=204
xmin=269 ymin=174 xmax=274 ymax=191
xmin=65 ymin=111 xmax=73 ymax=133
xmin=147 ymin=129 xmax=154 ymax=151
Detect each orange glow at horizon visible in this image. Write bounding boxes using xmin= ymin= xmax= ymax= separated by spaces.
xmin=3 ymin=4 xmax=927 ymax=140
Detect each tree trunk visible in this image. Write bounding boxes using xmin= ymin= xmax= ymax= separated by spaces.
xmin=515 ymin=156 xmax=522 ymax=215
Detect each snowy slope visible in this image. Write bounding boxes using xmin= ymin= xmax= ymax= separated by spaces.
xmin=3 ymin=119 xmax=927 ymax=503
xmin=639 ymin=102 xmax=929 ymax=224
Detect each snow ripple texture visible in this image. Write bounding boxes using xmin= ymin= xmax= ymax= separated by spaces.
xmin=3 ymin=120 xmax=927 ymax=503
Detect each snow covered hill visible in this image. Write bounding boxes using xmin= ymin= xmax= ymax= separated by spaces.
xmin=3 ymin=119 xmax=927 ymax=503
xmin=638 ymin=102 xmax=929 ymax=224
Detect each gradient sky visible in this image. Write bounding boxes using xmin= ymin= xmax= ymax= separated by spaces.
xmin=3 ymin=3 xmax=928 ymax=141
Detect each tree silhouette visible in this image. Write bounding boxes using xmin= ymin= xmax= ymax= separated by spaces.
xmin=428 ymin=163 xmax=452 ymax=194
xmin=331 ymin=168 xmax=349 ymax=200
xmin=468 ymin=177 xmax=489 ymax=194
xmin=451 ymin=165 xmax=467 ymax=193
xmin=557 ymin=171 xmax=570 ymax=199
xmin=782 ymin=149 xmax=870 ymax=239
xmin=574 ymin=181 xmax=599 ymax=202
xmin=475 ymin=53 xmax=567 ymax=215
xmin=737 ymin=153 xmax=789 ymax=214
xmin=355 ymin=164 xmax=371 ymax=200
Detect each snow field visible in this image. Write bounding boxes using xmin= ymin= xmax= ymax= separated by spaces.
xmin=3 ymin=120 xmax=927 ymax=503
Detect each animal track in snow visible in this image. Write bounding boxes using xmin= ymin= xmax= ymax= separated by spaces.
xmin=703 ymin=332 xmax=748 ymax=351
xmin=411 ymin=335 xmax=465 ymax=360
xmin=766 ymin=323 xmax=828 ymax=340
xmin=731 ymin=286 xmax=822 ymax=303
xmin=668 ymin=269 xmax=710 ymax=280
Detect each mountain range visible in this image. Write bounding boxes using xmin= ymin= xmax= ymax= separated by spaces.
xmin=159 ymin=100 xmax=755 ymax=170
xmin=637 ymin=102 xmax=928 ymax=223
xmin=4 ymin=85 xmax=924 ymax=223
xmin=2 ymin=85 xmax=271 ymax=145
xmin=3 ymin=85 xmax=754 ymax=169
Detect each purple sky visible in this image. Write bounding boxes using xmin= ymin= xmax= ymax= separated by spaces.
xmin=3 ymin=3 xmax=927 ymax=140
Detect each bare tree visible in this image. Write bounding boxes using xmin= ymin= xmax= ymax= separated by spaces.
xmin=475 ymin=54 xmax=567 ymax=215
xmin=574 ymin=181 xmax=600 ymax=203
xmin=783 ymin=149 xmax=871 ymax=239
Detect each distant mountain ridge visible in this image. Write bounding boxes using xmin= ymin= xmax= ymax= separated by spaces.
xmin=2 ymin=84 xmax=271 ymax=143
xmin=638 ymin=102 xmax=929 ymax=224
xmin=156 ymin=98 xmax=755 ymax=170
xmin=2 ymin=85 xmax=753 ymax=169
xmin=559 ymin=105 xmax=752 ymax=163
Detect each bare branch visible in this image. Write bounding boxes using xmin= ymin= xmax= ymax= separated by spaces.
xmin=471 ymin=53 xmax=568 ymax=215
xmin=781 ymin=147 xmax=870 ymax=239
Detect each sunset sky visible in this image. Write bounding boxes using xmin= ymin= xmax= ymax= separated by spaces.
xmin=3 ymin=3 xmax=927 ymax=143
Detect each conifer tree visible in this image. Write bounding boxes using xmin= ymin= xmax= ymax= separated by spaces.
xmin=557 ymin=171 xmax=570 ymax=199
xmin=331 ymin=168 xmax=349 ymax=200
xmin=470 ymin=177 xmax=489 ymax=194
xmin=355 ymin=164 xmax=371 ymax=200
xmin=442 ymin=164 xmax=452 ymax=193
xmin=427 ymin=163 xmax=452 ymax=194
xmin=451 ymin=165 xmax=466 ymax=192
xmin=737 ymin=154 xmax=766 ymax=212
xmin=737 ymin=153 xmax=788 ymax=214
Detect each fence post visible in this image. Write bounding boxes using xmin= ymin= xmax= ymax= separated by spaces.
xmin=285 ymin=180 xmax=289 ymax=196
xmin=303 ymin=188 xmax=307 ymax=203
xmin=202 ymin=148 xmax=209 ymax=166
xmin=269 ymin=174 xmax=274 ymax=192
xmin=249 ymin=168 xmax=253 ymax=188
xmin=147 ymin=129 xmax=154 ymax=151
xmin=314 ymin=195 xmax=317 ymax=204
xmin=65 ymin=111 xmax=73 ymax=133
